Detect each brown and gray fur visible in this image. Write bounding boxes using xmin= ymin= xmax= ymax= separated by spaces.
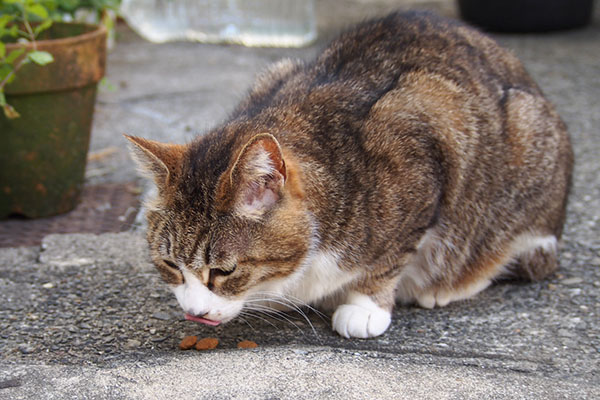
xmin=127 ymin=11 xmax=573 ymax=338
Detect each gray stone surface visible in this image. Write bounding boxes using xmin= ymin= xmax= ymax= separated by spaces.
xmin=1 ymin=1 xmax=599 ymax=399
xmin=2 ymin=349 xmax=598 ymax=399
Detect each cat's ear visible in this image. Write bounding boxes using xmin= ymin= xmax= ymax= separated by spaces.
xmin=217 ymin=133 xmax=286 ymax=219
xmin=125 ymin=135 xmax=185 ymax=191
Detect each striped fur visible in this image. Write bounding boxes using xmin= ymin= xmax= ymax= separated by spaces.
xmin=127 ymin=11 xmax=573 ymax=338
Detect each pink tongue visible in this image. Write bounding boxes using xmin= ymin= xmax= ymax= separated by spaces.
xmin=184 ymin=313 xmax=221 ymax=326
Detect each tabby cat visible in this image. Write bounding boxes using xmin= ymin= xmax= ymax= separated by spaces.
xmin=127 ymin=11 xmax=573 ymax=338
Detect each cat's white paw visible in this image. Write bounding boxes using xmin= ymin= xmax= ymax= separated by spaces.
xmin=331 ymin=293 xmax=391 ymax=338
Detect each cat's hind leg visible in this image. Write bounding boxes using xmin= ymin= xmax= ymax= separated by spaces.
xmin=412 ymin=232 xmax=558 ymax=309
xmin=416 ymin=276 xmax=494 ymax=309
xmin=506 ymin=233 xmax=558 ymax=281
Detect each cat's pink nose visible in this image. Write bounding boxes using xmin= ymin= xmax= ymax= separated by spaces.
xmin=184 ymin=313 xmax=221 ymax=326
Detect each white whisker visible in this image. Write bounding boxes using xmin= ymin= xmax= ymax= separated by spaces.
xmin=242 ymin=307 xmax=305 ymax=334
xmin=244 ymin=305 xmax=304 ymax=331
xmin=249 ymin=290 xmax=325 ymax=316
xmin=267 ymin=292 xmax=329 ymax=321
xmin=237 ymin=315 xmax=257 ymax=332
xmin=239 ymin=310 xmax=279 ymax=330
xmin=245 ymin=291 xmax=323 ymax=338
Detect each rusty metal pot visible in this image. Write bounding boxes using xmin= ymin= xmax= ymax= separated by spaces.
xmin=0 ymin=22 xmax=107 ymax=218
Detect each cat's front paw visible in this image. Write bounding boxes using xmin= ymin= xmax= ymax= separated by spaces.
xmin=331 ymin=294 xmax=391 ymax=338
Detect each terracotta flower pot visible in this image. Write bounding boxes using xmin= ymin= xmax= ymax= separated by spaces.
xmin=458 ymin=0 xmax=595 ymax=32
xmin=0 ymin=22 xmax=107 ymax=218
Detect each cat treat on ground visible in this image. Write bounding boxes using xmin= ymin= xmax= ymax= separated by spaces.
xmin=179 ymin=335 xmax=198 ymax=350
xmin=195 ymin=337 xmax=219 ymax=350
xmin=237 ymin=340 xmax=258 ymax=349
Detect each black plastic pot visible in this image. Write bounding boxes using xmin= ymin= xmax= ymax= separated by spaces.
xmin=458 ymin=0 xmax=595 ymax=32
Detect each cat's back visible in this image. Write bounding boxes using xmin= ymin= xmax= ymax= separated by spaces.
xmin=312 ymin=10 xmax=531 ymax=89
xmin=245 ymin=11 xmax=535 ymax=118
xmin=233 ymin=11 xmax=543 ymax=158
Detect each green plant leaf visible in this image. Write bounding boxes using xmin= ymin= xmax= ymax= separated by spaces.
xmin=5 ymin=73 xmax=17 ymax=85
xmin=41 ymin=0 xmax=60 ymax=14
xmin=0 ymin=15 xmax=15 ymax=31
xmin=0 ymin=64 xmax=12 ymax=82
xmin=28 ymin=50 xmax=53 ymax=66
xmin=9 ymin=25 xmax=19 ymax=37
xmin=0 ymin=42 xmax=5 ymax=60
xmin=5 ymin=47 xmax=25 ymax=64
xmin=25 ymin=4 xmax=49 ymax=20
xmin=33 ymin=19 xmax=53 ymax=36
xmin=0 ymin=24 xmax=19 ymax=39
xmin=2 ymin=103 xmax=20 ymax=119
xmin=0 ymin=92 xmax=20 ymax=118
xmin=57 ymin=0 xmax=81 ymax=12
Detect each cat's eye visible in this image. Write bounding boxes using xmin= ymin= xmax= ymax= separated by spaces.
xmin=159 ymin=259 xmax=184 ymax=285
xmin=210 ymin=264 xmax=236 ymax=278
xmin=163 ymin=260 xmax=179 ymax=270
xmin=207 ymin=265 xmax=236 ymax=291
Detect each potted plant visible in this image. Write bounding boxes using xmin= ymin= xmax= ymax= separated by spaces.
xmin=0 ymin=0 xmax=119 ymax=219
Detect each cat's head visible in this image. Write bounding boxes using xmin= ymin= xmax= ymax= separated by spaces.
xmin=126 ymin=133 xmax=313 ymax=325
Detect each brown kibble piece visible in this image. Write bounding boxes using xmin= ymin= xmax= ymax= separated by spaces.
xmin=195 ymin=337 xmax=219 ymax=350
xmin=237 ymin=340 xmax=258 ymax=349
xmin=179 ymin=335 xmax=198 ymax=350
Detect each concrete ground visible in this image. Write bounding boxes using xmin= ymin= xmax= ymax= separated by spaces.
xmin=1 ymin=0 xmax=599 ymax=398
